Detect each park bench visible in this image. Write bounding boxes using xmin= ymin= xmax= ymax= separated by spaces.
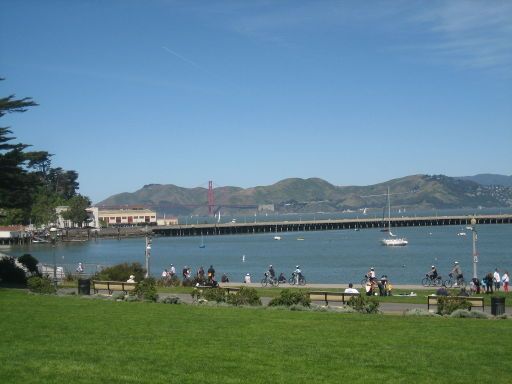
xmin=427 ymin=295 xmax=485 ymax=311
xmin=309 ymin=291 xmax=360 ymax=306
xmin=92 ymin=280 xmax=137 ymax=294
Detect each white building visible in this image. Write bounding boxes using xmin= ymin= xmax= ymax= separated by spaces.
xmin=97 ymin=207 xmax=157 ymax=226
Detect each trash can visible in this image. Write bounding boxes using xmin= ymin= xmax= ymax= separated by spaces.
xmin=78 ymin=279 xmax=91 ymax=295
xmin=491 ymin=296 xmax=505 ymax=316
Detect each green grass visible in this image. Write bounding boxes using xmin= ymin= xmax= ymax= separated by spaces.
xmin=1 ymin=289 xmax=511 ymax=383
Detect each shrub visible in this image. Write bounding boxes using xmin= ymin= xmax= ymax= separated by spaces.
xmin=161 ymin=296 xmax=181 ymax=304
xmin=157 ymin=275 xmax=181 ymax=287
xmin=0 ymin=257 xmax=27 ymax=285
xmin=226 ymin=287 xmax=261 ymax=306
xmin=436 ymin=296 xmax=471 ymax=315
xmin=268 ymin=289 xmax=311 ymax=307
xmin=112 ymin=292 xmax=126 ymax=301
xmin=202 ymin=287 xmax=227 ymax=303
xmin=133 ymin=278 xmax=158 ymax=302
xmin=450 ymin=309 xmax=491 ymax=319
xmin=27 ymin=276 xmax=56 ymax=294
xmin=17 ymin=254 xmax=39 ymax=275
xmin=92 ymin=262 xmax=145 ymax=282
xmin=181 ymin=278 xmax=195 ymax=287
xmin=347 ymin=295 xmax=380 ymax=314
xmin=404 ymin=308 xmax=440 ymax=317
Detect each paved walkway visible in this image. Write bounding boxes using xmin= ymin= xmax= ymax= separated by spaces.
xmin=62 ymin=283 xmax=511 ymax=315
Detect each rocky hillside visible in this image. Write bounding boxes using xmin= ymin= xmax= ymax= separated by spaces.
xmin=97 ymin=174 xmax=512 ymax=216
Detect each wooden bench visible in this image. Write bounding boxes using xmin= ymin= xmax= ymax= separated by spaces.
xmin=309 ymin=291 xmax=360 ymax=305
xmin=427 ymin=295 xmax=485 ymax=311
xmin=92 ymin=280 xmax=137 ymax=294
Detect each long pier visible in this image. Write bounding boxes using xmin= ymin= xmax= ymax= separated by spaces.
xmin=152 ymin=214 xmax=512 ymax=237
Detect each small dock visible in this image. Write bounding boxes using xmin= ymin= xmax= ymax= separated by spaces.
xmin=152 ymin=214 xmax=512 ymax=237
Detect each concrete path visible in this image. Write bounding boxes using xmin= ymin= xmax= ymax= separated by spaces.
xmin=62 ymin=283 xmax=511 ymax=316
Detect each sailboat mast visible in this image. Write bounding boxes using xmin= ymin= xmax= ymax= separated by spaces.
xmin=387 ymin=187 xmax=391 ymax=230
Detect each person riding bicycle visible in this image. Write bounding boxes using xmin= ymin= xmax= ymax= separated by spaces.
xmin=293 ymin=265 xmax=302 ymax=285
xmin=450 ymin=261 xmax=463 ymax=285
xmin=427 ymin=265 xmax=438 ymax=280
xmin=367 ymin=267 xmax=376 ymax=282
xmin=268 ymin=264 xmax=276 ymax=280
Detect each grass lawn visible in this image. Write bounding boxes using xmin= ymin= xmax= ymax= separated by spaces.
xmin=2 ymin=289 xmax=511 ymax=384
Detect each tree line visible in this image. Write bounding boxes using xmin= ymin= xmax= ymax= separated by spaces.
xmin=0 ymin=78 xmax=90 ymax=227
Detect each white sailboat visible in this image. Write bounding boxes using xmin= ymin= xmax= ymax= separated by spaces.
xmin=199 ymin=234 xmax=205 ymax=248
xmin=381 ymin=187 xmax=408 ymax=246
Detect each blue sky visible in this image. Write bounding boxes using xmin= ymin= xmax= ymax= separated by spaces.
xmin=1 ymin=0 xmax=511 ymax=203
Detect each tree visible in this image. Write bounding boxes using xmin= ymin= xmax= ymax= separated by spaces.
xmin=1 ymin=79 xmax=87 ymax=225
xmin=61 ymin=194 xmax=91 ymax=227
xmin=0 ymin=81 xmax=41 ymax=217
xmin=30 ymin=188 xmax=62 ymax=226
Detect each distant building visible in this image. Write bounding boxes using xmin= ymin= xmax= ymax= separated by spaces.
xmin=97 ymin=206 xmax=157 ymax=226
xmin=0 ymin=226 xmax=28 ymax=244
xmin=157 ymin=217 xmax=179 ymax=226
xmin=55 ymin=206 xmax=99 ymax=229
xmin=258 ymin=204 xmax=275 ymax=212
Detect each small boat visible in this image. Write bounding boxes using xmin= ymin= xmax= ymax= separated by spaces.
xmin=199 ymin=234 xmax=205 ymax=248
xmin=381 ymin=187 xmax=408 ymax=246
xmin=457 ymin=232 xmax=467 ymax=237
xmin=273 ymin=236 xmax=282 ymax=240
xmin=381 ymin=237 xmax=408 ymax=246
xmin=296 ymin=237 xmax=304 ymax=241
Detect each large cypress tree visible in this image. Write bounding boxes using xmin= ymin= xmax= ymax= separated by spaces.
xmin=0 ymin=79 xmax=84 ymax=225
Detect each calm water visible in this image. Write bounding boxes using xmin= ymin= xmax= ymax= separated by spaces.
xmin=5 ymin=223 xmax=512 ymax=285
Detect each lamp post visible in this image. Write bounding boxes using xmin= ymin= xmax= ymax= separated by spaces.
xmin=49 ymin=227 xmax=58 ymax=288
xmin=145 ymin=227 xmax=152 ymax=278
xmin=469 ymin=217 xmax=478 ymax=279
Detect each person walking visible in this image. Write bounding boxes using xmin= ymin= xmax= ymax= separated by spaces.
xmin=502 ymin=271 xmax=509 ymax=293
xmin=493 ymin=268 xmax=501 ymax=292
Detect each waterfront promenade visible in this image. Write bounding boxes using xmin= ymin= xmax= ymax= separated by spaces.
xmin=156 ymin=284 xmax=512 ymax=315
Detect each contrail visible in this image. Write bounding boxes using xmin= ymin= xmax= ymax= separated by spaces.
xmin=162 ymin=46 xmax=202 ymax=70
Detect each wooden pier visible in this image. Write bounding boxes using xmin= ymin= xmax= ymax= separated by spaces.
xmin=152 ymin=214 xmax=512 ymax=237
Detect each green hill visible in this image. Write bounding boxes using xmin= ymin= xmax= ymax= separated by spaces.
xmin=97 ymin=175 xmax=512 ymax=216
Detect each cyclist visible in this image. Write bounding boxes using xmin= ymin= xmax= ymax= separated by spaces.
xmin=293 ymin=265 xmax=302 ymax=285
xmin=427 ymin=265 xmax=438 ymax=280
xmin=450 ymin=261 xmax=463 ymax=286
xmin=367 ymin=267 xmax=376 ymax=282
xmin=268 ymin=264 xmax=276 ymax=281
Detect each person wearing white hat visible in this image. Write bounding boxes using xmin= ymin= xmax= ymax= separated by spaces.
xmin=244 ymin=273 xmax=251 ymax=284
xmin=127 ymin=275 xmax=136 ymax=283
xmin=450 ymin=261 xmax=463 ymax=286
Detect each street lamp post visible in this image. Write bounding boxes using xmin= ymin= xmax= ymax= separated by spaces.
xmin=50 ymin=227 xmax=58 ymax=288
xmin=145 ymin=227 xmax=152 ymax=278
xmin=470 ymin=217 xmax=478 ymax=280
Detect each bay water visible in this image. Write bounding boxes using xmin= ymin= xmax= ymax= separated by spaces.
xmin=5 ymin=223 xmax=511 ymax=285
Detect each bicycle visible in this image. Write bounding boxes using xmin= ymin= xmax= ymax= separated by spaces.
xmin=288 ymin=273 xmax=306 ymax=286
xmin=261 ymin=273 xmax=279 ymax=287
xmin=421 ymin=274 xmax=443 ymax=287
xmin=361 ymin=274 xmax=375 ymax=288
xmin=443 ymin=274 xmax=466 ymax=288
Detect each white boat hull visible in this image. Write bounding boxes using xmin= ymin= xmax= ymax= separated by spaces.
xmin=381 ymin=238 xmax=408 ymax=246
